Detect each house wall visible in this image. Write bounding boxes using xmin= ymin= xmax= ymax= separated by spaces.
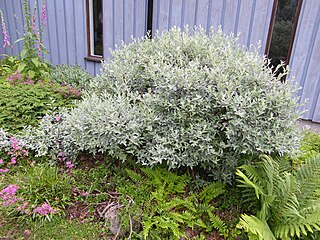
xmin=1 ymin=0 xmax=319 ymax=122
xmin=152 ymin=0 xmax=274 ymax=55
xmin=0 ymin=0 xmax=148 ymax=75
xmin=289 ymin=0 xmax=320 ymax=122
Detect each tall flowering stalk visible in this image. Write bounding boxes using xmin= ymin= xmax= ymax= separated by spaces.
xmin=31 ymin=6 xmax=41 ymax=57
xmin=0 ymin=10 xmax=12 ymax=48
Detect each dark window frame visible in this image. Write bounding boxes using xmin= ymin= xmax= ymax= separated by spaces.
xmin=265 ymin=0 xmax=303 ymax=65
xmin=85 ymin=0 xmax=104 ymax=61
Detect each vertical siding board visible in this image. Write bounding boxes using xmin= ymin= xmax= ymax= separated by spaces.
xmin=124 ymin=0 xmax=134 ymax=43
xmin=312 ymin=86 xmax=320 ymax=122
xmin=94 ymin=62 xmax=101 ymax=75
xmin=12 ymin=1 xmax=24 ymax=54
xmin=134 ymin=0 xmax=147 ymax=38
xmin=183 ymin=0 xmax=196 ymax=28
xmin=46 ymin=0 xmax=59 ymax=65
xmin=296 ymin=5 xmax=320 ymax=120
xmin=289 ymin=0 xmax=320 ymax=120
xmin=6 ymin=1 xmax=19 ymax=55
xmin=41 ymin=0 xmax=51 ymax=63
xmin=55 ymin=1 xmax=68 ymax=64
xmin=64 ymin=0 xmax=76 ymax=65
xmin=157 ymin=0 xmax=170 ymax=33
xmin=236 ymin=0 xmax=254 ymax=47
xmin=86 ymin=61 xmax=96 ymax=76
xmin=222 ymin=0 xmax=237 ymax=34
xmin=196 ymin=0 xmax=209 ymax=29
xmin=152 ymin=0 xmax=159 ymax=35
xmin=250 ymin=0 xmax=271 ymax=54
xmin=74 ymin=0 xmax=86 ymax=68
xmin=114 ymin=0 xmax=124 ymax=47
xmin=208 ymin=0 xmax=224 ymax=30
xmin=104 ymin=0 xmax=114 ymax=59
xmin=170 ymin=0 xmax=183 ymax=28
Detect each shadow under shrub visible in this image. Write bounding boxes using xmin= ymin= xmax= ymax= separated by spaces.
xmin=65 ymin=27 xmax=302 ymax=182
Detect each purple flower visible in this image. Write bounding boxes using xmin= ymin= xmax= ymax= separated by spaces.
xmin=31 ymin=9 xmax=41 ymax=57
xmin=33 ymin=202 xmax=57 ymax=215
xmin=66 ymin=161 xmax=75 ymax=169
xmin=11 ymin=157 xmax=16 ymax=164
xmin=10 ymin=137 xmax=21 ymax=151
xmin=41 ymin=0 xmax=47 ymax=27
xmin=0 ymin=10 xmax=12 ymax=48
xmin=0 ymin=184 xmax=20 ymax=206
xmin=55 ymin=115 xmax=61 ymax=122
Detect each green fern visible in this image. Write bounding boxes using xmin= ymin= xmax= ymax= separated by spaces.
xmin=117 ymin=167 xmax=230 ymax=239
xmin=236 ymin=155 xmax=320 ymax=239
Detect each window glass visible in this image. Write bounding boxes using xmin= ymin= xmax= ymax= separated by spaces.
xmin=268 ymin=0 xmax=300 ymax=71
xmin=89 ymin=0 xmax=103 ymax=57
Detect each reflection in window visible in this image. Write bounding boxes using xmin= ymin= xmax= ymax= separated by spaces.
xmin=268 ymin=0 xmax=301 ymax=74
xmin=88 ymin=0 xmax=103 ymax=57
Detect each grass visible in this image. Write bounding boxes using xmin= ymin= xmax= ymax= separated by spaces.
xmin=0 ymin=156 xmax=247 ymax=239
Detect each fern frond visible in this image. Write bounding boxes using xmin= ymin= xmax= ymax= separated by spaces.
xmin=273 ymin=211 xmax=320 ymax=240
xmin=236 ymin=168 xmax=265 ymax=200
xmin=296 ymin=155 xmax=320 ymax=200
xmin=237 ymin=214 xmax=276 ymax=240
xmin=198 ymin=182 xmax=225 ymax=204
xmin=207 ymin=211 xmax=228 ymax=236
xmin=125 ymin=168 xmax=144 ymax=183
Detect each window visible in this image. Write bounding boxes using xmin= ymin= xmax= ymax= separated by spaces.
xmin=86 ymin=0 xmax=103 ymax=60
xmin=265 ymin=0 xmax=303 ymax=77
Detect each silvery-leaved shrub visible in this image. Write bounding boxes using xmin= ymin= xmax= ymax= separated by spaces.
xmin=50 ymin=64 xmax=93 ymax=89
xmin=66 ymin=27 xmax=302 ymax=182
xmin=20 ymin=112 xmax=78 ymax=162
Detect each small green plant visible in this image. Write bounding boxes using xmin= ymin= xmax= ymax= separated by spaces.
xmin=236 ymin=155 xmax=320 ymax=239
xmin=1 ymin=163 xmax=74 ymax=215
xmin=50 ymin=64 xmax=93 ymax=89
xmin=299 ymin=131 xmax=320 ymax=159
xmin=1 ymin=0 xmax=51 ymax=81
xmin=0 ymin=83 xmax=77 ymax=134
xmin=115 ymin=167 xmax=238 ymax=239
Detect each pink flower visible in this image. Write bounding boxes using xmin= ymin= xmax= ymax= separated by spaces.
xmin=41 ymin=0 xmax=47 ymax=27
xmin=79 ymin=191 xmax=90 ymax=196
xmin=0 ymin=168 xmax=9 ymax=173
xmin=0 ymin=159 xmax=3 ymax=165
xmin=0 ymin=184 xmax=20 ymax=206
xmin=55 ymin=115 xmax=61 ymax=122
xmin=11 ymin=157 xmax=16 ymax=164
xmin=10 ymin=137 xmax=21 ymax=151
xmin=66 ymin=161 xmax=75 ymax=169
xmin=0 ymin=10 xmax=12 ymax=48
xmin=33 ymin=203 xmax=57 ymax=215
xmin=16 ymin=201 xmax=29 ymax=213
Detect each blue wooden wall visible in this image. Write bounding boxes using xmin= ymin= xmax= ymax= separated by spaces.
xmin=0 ymin=0 xmax=148 ymax=75
xmin=152 ymin=0 xmax=274 ymax=55
xmin=1 ymin=0 xmax=319 ymax=122
xmin=289 ymin=0 xmax=320 ymax=122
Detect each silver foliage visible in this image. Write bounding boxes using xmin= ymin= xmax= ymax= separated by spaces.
xmin=65 ymin=27 xmax=302 ymax=182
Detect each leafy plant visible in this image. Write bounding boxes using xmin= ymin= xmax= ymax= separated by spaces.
xmin=236 ymin=155 xmax=320 ymax=239
xmin=2 ymin=163 xmax=74 ymax=211
xmin=50 ymin=64 xmax=93 ymax=89
xmin=116 ymin=167 xmax=237 ymax=239
xmin=0 ymin=83 xmax=77 ymax=134
xmin=1 ymin=0 xmax=51 ymax=81
xmin=298 ymin=131 xmax=320 ymax=160
xmin=66 ymin=27 xmax=302 ymax=182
